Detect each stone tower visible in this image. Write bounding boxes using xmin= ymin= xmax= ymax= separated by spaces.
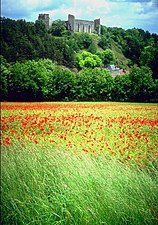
xmin=67 ymin=14 xmax=75 ymax=32
xmin=38 ymin=14 xmax=50 ymax=29
xmin=94 ymin=18 xmax=101 ymax=35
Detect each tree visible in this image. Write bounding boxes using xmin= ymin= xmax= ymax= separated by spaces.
xmin=139 ymin=45 xmax=158 ymax=79
xmin=100 ymin=25 xmax=108 ymax=36
xmin=9 ymin=59 xmax=54 ymax=101
xmin=97 ymin=49 xmax=115 ymax=66
xmin=88 ymin=41 xmax=97 ymax=54
xmin=35 ymin=20 xmax=47 ymax=36
xmin=124 ymin=29 xmax=144 ymax=64
xmin=98 ymin=36 xmax=108 ymax=50
xmin=51 ymin=37 xmax=76 ymax=67
xmin=0 ymin=56 xmax=10 ymax=101
xmin=76 ymin=51 xmax=102 ymax=69
xmin=113 ymin=74 xmax=131 ymax=102
xmin=75 ymin=68 xmax=114 ymax=101
xmin=128 ymin=66 xmax=155 ymax=102
xmin=0 ymin=18 xmax=53 ymax=62
xmin=50 ymin=20 xmax=67 ymax=36
xmin=47 ymin=66 xmax=76 ymax=101
xmin=76 ymin=33 xmax=93 ymax=49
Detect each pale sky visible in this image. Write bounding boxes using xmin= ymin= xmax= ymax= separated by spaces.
xmin=1 ymin=0 xmax=158 ymax=33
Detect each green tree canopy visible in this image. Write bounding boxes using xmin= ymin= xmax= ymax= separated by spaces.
xmin=50 ymin=20 xmax=67 ymax=36
xmin=75 ymin=68 xmax=114 ymax=101
xmin=0 ymin=55 xmax=10 ymax=100
xmin=76 ymin=33 xmax=93 ymax=49
xmin=97 ymin=49 xmax=116 ymax=66
xmin=140 ymin=45 xmax=158 ymax=79
xmin=76 ymin=51 xmax=102 ymax=69
xmin=128 ymin=66 xmax=155 ymax=102
xmin=9 ymin=59 xmax=55 ymax=101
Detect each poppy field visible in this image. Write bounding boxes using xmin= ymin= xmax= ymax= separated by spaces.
xmin=1 ymin=102 xmax=158 ymax=165
xmin=1 ymin=102 xmax=158 ymax=225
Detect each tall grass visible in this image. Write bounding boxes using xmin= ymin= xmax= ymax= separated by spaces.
xmin=1 ymin=142 xmax=158 ymax=225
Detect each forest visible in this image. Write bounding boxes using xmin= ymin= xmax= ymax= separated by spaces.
xmin=0 ymin=17 xmax=158 ymax=102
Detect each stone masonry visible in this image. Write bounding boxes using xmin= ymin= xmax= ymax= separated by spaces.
xmin=38 ymin=14 xmax=101 ymax=34
xmin=67 ymin=14 xmax=101 ymax=34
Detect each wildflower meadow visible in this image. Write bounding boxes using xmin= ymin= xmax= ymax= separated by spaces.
xmin=1 ymin=102 xmax=158 ymax=225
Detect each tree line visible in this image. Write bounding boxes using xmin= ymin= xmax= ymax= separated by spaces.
xmin=1 ymin=57 xmax=157 ymax=102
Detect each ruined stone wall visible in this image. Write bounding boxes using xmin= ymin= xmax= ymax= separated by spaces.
xmin=67 ymin=14 xmax=100 ymax=34
xmin=74 ymin=19 xmax=94 ymax=33
xmin=38 ymin=14 xmax=100 ymax=34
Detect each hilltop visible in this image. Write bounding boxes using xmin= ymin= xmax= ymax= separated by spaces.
xmin=1 ymin=17 xmax=158 ymax=79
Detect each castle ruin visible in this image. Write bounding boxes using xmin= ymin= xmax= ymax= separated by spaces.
xmin=67 ymin=14 xmax=101 ymax=34
xmin=38 ymin=14 xmax=50 ymax=29
xmin=38 ymin=14 xmax=101 ymax=34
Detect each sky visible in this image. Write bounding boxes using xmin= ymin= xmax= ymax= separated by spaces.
xmin=1 ymin=0 xmax=158 ymax=34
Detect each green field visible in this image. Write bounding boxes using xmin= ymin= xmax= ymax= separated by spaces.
xmin=1 ymin=102 xmax=158 ymax=225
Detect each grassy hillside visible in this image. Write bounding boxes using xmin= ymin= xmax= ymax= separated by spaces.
xmin=1 ymin=17 xmax=158 ymax=77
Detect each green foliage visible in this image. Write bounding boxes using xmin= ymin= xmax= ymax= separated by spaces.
xmin=100 ymin=25 xmax=108 ymax=36
xmin=153 ymin=79 xmax=158 ymax=102
xmin=97 ymin=49 xmax=116 ymax=66
xmin=99 ymin=26 xmax=111 ymax=50
xmin=111 ymin=28 xmax=144 ymax=65
xmin=75 ymin=33 xmax=93 ymax=49
xmin=1 ymin=58 xmax=157 ymax=102
xmin=1 ymin=18 xmax=52 ymax=62
xmin=98 ymin=36 xmax=109 ymax=50
xmin=35 ymin=20 xmax=47 ymax=36
xmin=107 ymin=27 xmax=126 ymax=50
xmin=128 ymin=66 xmax=155 ymax=102
xmin=1 ymin=17 xmax=158 ymax=78
xmin=140 ymin=45 xmax=158 ymax=79
xmin=88 ymin=41 xmax=97 ymax=54
xmin=52 ymin=37 xmax=76 ymax=68
xmin=67 ymin=37 xmax=79 ymax=52
xmin=75 ymin=68 xmax=114 ymax=101
xmin=9 ymin=59 xmax=55 ymax=101
xmin=113 ymin=74 xmax=131 ymax=101
xmin=0 ymin=56 xmax=10 ymax=100
xmin=50 ymin=20 xmax=67 ymax=36
xmin=1 ymin=17 xmax=158 ymax=102
xmin=47 ymin=66 xmax=76 ymax=101
xmin=76 ymin=51 xmax=102 ymax=69
xmin=108 ymin=27 xmax=158 ymax=77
